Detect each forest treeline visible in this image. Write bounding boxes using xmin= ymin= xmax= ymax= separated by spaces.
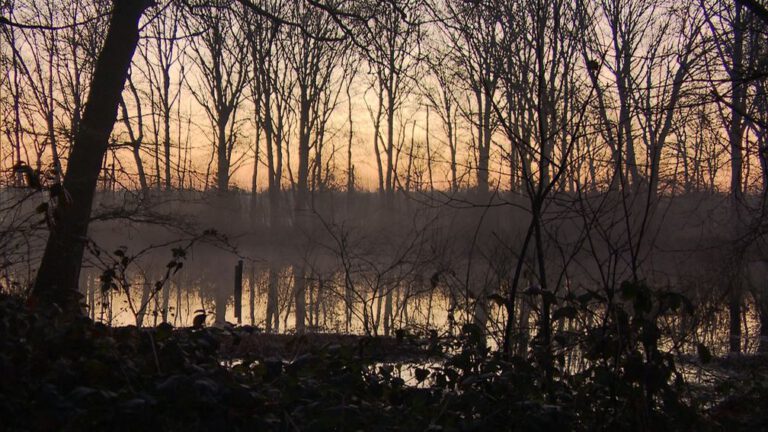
xmin=2 ymin=0 xmax=768 ymax=355
xmin=3 ymin=0 xmax=766 ymax=195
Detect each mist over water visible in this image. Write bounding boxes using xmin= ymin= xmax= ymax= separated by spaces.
xmin=2 ymin=188 xmax=763 ymax=355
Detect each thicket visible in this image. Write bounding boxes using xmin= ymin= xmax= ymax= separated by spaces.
xmin=2 ymin=280 xmax=766 ymax=431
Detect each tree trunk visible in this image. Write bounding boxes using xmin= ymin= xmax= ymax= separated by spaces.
xmin=729 ymin=3 xmax=746 ymax=354
xmin=266 ymin=264 xmax=279 ymax=332
xmin=249 ymin=266 xmax=256 ymax=325
xmin=385 ymin=84 xmax=396 ymax=200
xmin=346 ymin=81 xmax=355 ymax=195
xmin=217 ymin=118 xmax=230 ymax=192
xmin=297 ymin=88 xmax=310 ymax=209
xmin=758 ymin=297 xmax=768 ymax=354
xmin=161 ymin=281 xmax=171 ymax=323
xmin=383 ymin=289 xmax=393 ymax=336
xmin=294 ymin=264 xmax=306 ymax=334
xmin=426 ymin=107 xmax=434 ymax=192
xmin=476 ymin=88 xmax=490 ymax=195
xmin=136 ymin=280 xmax=150 ymax=327
xmin=373 ymin=82 xmax=385 ymax=195
xmin=215 ymin=282 xmax=228 ymax=325
xmin=163 ymin=91 xmax=172 ymax=190
xmin=729 ymin=286 xmax=742 ymax=353
xmin=31 ymin=0 xmax=151 ymax=315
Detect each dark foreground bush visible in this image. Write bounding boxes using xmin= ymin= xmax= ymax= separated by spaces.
xmin=0 ymin=290 xmax=757 ymax=431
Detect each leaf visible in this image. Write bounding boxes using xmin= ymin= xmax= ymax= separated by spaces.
xmin=193 ymin=313 xmax=206 ymax=329
xmin=414 ymin=367 xmax=430 ymax=383
xmin=666 ymin=293 xmax=681 ymax=311
xmin=552 ymin=306 xmax=577 ymax=321
xmin=620 ymin=281 xmax=638 ymax=300
xmin=69 ymin=386 xmax=98 ymax=401
xmin=697 ymin=343 xmax=712 ymax=364
xmin=577 ymin=291 xmax=599 ymax=305
xmin=621 ymin=281 xmax=652 ymax=315
xmin=541 ymin=291 xmax=557 ymax=305
xmin=156 ymin=322 xmax=173 ymax=340
xmin=430 ymin=272 xmax=440 ymax=289
xmin=487 ymin=293 xmax=506 ymax=306
xmin=524 ymin=286 xmax=542 ymax=296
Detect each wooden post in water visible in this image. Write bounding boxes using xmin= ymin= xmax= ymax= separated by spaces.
xmin=234 ymin=260 xmax=243 ymax=324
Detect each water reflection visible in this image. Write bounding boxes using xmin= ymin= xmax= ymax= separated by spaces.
xmin=78 ymin=263 xmax=460 ymax=336
xmin=76 ymin=258 xmax=763 ymax=364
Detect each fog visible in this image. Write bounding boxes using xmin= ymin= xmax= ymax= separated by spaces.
xmin=2 ymin=187 xmax=763 ymax=354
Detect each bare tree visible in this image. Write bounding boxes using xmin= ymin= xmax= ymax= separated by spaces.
xmin=357 ymin=0 xmax=423 ymax=201
xmin=138 ymin=1 xmax=184 ymax=190
xmin=30 ymin=0 xmax=152 ymax=313
xmin=117 ymin=72 xmax=150 ymax=193
xmin=703 ymin=0 xmax=755 ymax=354
xmin=420 ymin=44 xmax=461 ymax=192
xmin=440 ymin=0 xmax=500 ymax=195
xmin=184 ymin=0 xmax=250 ymax=193
xmin=243 ymin=1 xmax=294 ymax=331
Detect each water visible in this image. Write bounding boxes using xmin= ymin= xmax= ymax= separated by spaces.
xmin=1 ymin=190 xmax=765 ymax=357
xmin=78 ymin=263 xmax=461 ymax=335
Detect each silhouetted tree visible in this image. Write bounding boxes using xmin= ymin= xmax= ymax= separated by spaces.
xmin=31 ymin=0 xmax=152 ymax=314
